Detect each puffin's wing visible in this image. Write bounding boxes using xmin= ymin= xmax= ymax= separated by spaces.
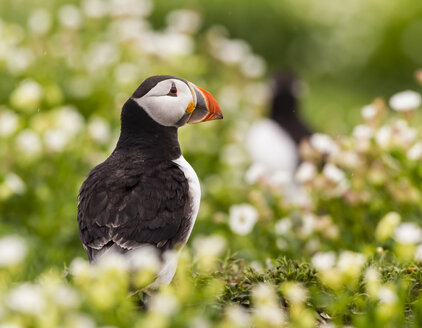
xmin=77 ymin=162 xmax=190 ymax=261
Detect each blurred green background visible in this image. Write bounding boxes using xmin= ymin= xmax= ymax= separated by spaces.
xmin=2 ymin=1 xmax=422 ymax=326
xmin=150 ymin=0 xmax=422 ymax=133
xmin=1 ymin=0 xmax=422 ymax=274
xmin=2 ymin=0 xmax=422 ymax=134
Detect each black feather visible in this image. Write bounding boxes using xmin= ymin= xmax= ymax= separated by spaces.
xmin=77 ymin=97 xmax=193 ymax=262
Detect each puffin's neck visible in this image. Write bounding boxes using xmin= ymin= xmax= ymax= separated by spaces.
xmin=115 ymin=99 xmax=181 ymax=161
xmin=270 ymin=94 xmax=312 ymax=145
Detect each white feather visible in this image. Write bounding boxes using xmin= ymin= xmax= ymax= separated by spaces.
xmin=246 ymin=118 xmax=298 ymax=175
xmin=133 ymin=79 xmax=193 ymax=127
xmin=172 ymin=155 xmax=201 ymax=240
xmin=153 ymin=155 xmax=201 ymax=285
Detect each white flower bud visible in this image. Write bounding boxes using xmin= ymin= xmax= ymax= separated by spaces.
xmin=229 ymin=204 xmax=258 ymax=235
xmin=389 ymin=90 xmax=421 ymax=112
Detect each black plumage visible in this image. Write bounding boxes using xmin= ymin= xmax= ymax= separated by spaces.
xmin=270 ymin=72 xmax=313 ymax=146
xmin=77 ymin=75 xmax=222 ymax=268
xmin=78 ymin=99 xmax=191 ymax=261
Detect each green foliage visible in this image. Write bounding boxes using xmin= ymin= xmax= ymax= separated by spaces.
xmin=1 ymin=1 xmax=422 ymax=327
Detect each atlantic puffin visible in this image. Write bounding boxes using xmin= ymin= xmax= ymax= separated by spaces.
xmin=246 ymin=72 xmax=312 ymax=177
xmin=77 ymin=75 xmax=222 ymax=284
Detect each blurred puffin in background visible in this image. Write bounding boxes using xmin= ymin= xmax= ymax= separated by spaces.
xmin=77 ymin=75 xmax=222 ymax=285
xmin=246 ymin=72 xmax=313 ymax=194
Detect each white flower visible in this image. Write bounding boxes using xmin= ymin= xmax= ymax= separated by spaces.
xmin=44 ymin=128 xmax=69 ymax=152
xmin=394 ymin=222 xmax=422 ymax=244
xmin=365 ymin=267 xmax=380 ymax=285
xmin=240 ymin=54 xmax=266 ymax=78
xmin=10 ymin=79 xmax=43 ymax=112
xmin=269 ymin=170 xmax=292 ymax=186
xmin=149 ymin=293 xmax=179 ymax=316
xmin=245 ymin=162 xmax=266 ymax=184
xmin=85 ymin=42 xmax=120 ymax=72
xmin=0 ymin=109 xmax=19 ymax=137
xmin=252 ymin=283 xmax=278 ymax=304
xmin=114 ymin=63 xmax=140 ymax=86
xmin=310 ymin=133 xmax=338 ymax=154
xmin=0 ymin=235 xmax=27 ymax=267
xmin=58 ymin=5 xmax=82 ymax=29
xmin=283 ymin=282 xmax=307 ymax=304
xmin=15 ymin=129 xmax=42 ymax=157
xmin=375 ymin=125 xmax=392 ymax=148
xmin=407 ymin=142 xmax=422 ymax=160
xmin=376 ymin=212 xmax=401 ymax=241
xmin=127 ymin=245 xmax=160 ymax=272
xmin=337 ymin=251 xmax=366 ymax=273
xmin=7 ymin=47 xmax=34 ymax=75
xmin=301 ymin=214 xmax=315 ymax=236
xmin=166 ymin=9 xmax=201 ymax=34
xmin=144 ymin=32 xmax=194 ymax=57
xmin=109 ymin=0 xmax=152 ymax=17
xmin=323 ymin=163 xmax=345 ymax=183
xmin=252 ymin=284 xmax=285 ymax=325
xmin=254 ymin=305 xmax=285 ymax=326
xmin=53 ymin=285 xmax=80 ymax=308
xmin=45 ymin=106 xmax=85 ymax=151
xmin=55 ymin=106 xmax=85 ymax=137
xmin=377 ymin=286 xmax=397 ymax=304
xmin=7 ymin=283 xmax=45 ymax=315
xmin=69 ymin=257 xmax=91 ymax=277
xmin=339 ymin=150 xmax=361 ymax=169
xmin=111 ymin=18 xmax=149 ymax=42
xmin=365 ymin=267 xmax=381 ymax=298
xmin=95 ymin=251 xmax=129 ymax=273
xmin=68 ymin=314 xmax=96 ymax=328
xmin=229 ymin=204 xmax=258 ymax=235
xmin=393 ymin=119 xmax=417 ymax=144
xmin=275 ymin=217 xmax=292 ymax=235
xmin=319 ymin=324 xmax=335 ymax=328
xmin=295 ymin=161 xmax=316 ymax=183
xmin=28 ymin=9 xmax=51 ymax=35
xmin=83 ymin=0 xmax=108 ymax=19
xmin=193 ymin=235 xmax=226 ymax=258
xmin=214 ymin=39 xmax=250 ymax=65
xmin=0 ymin=323 xmax=22 ymax=328
xmin=389 ymin=90 xmax=421 ymax=112
xmin=353 ymin=124 xmax=373 ymax=140
xmin=4 ymin=173 xmax=25 ymax=194
xmin=225 ymin=304 xmax=250 ymax=326
xmin=361 ymin=104 xmax=377 ymax=120
xmin=311 ymin=252 xmax=336 ymax=271
xmin=415 ymin=244 xmax=422 ymax=262
xmin=189 ymin=317 xmax=211 ymax=328
xmin=250 ymin=261 xmax=264 ymax=273
xmin=88 ymin=116 xmax=110 ymax=144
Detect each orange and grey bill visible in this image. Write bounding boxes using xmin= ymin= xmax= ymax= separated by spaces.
xmin=195 ymin=85 xmax=223 ymax=122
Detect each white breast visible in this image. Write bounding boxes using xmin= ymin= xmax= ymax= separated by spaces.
xmin=172 ymin=155 xmax=201 ymax=238
xmin=153 ymin=155 xmax=200 ymax=285
xmin=246 ymin=118 xmax=299 ymax=175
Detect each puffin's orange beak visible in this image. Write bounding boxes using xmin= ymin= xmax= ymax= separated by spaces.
xmin=186 ymin=83 xmax=223 ymax=124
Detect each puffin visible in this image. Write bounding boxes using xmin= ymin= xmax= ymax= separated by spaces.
xmin=246 ymin=72 xmax=312 ymax=176
xmin=246 ymin=73 xmax=313 ymax=203
xmin=77 ymin=75 xmax=222 ymax=284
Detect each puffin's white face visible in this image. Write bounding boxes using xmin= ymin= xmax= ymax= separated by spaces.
xmin=133 ymin=79 xmax=195 ymax=127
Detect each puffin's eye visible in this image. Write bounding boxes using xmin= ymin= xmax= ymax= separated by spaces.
xmin=167 ymin=83 xmax=178 ymax=97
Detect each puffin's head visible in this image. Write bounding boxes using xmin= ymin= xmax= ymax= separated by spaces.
xmin=131 ymin=75 xmax=222 ymax=127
